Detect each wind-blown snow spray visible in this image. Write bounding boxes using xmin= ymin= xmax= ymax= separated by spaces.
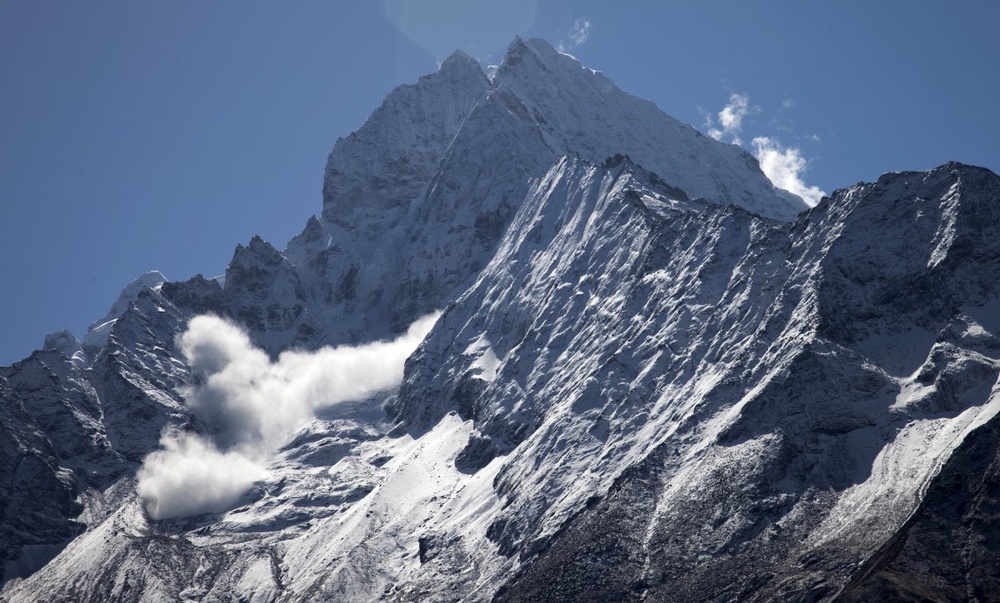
xmin=137 ymin=312 xmax=440 ymax=519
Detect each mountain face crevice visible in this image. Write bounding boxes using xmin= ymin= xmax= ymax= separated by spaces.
xmin=3 ymin=37 xmax=1000 ymax=602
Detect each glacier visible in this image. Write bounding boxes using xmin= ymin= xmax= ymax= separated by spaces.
xmin=2 ymin=37 xmax=1000 ymax=602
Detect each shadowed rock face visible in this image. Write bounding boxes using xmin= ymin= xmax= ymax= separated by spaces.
xmin=838 ymin=414 xmax=1000 ymax=603
xmin=0 ymin=373 xmax=85 ymax=583
xmin=2 ymin=36 xmax=1000 ymax=603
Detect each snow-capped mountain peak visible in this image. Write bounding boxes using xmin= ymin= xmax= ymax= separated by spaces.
xmin=491 ymin=37 xmax=806 ymax=220
xmin=440 ymin=48 xmax=481 ymax=72
xmin=79 ymin=269 xmax=168 ymax=359
xmin=3 ymin=37 xmax=1000 ymax=603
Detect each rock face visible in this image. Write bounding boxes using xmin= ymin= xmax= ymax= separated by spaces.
xmin=0 ymin=373 xmax=84 ymax=584
xmin=838 ymin=414 xmax=1000 ymax=603
xmin=391 ymin=159 xmax=1000 ymax=602
xmin=2 ymin=37 xmax=1000 ymax=602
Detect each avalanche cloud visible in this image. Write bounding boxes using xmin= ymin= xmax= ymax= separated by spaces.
xmin=137 ymin=312 xmax=440 ymax=520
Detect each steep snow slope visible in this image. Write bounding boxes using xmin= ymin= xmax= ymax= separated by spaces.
xmin=494 ymin=39 xmax=796 ymax=219
xmin=322 ymin=50 xmax=490 ymax=236
xmin=838 ymin=409 xmax=1000 ymax=602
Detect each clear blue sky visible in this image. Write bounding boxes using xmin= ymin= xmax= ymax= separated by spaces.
xmin=2 ymin=0 xmax=998 ymax=364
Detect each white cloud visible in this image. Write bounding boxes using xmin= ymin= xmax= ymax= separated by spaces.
xmin=752 ymin=136 xmax=826 ymax=207
xmin=136 ymin=431 xmax=266 ymax=520
xmin=558 ymin=18 xmax=592 ymax=52
xmin=706 ymin=93 xmax=752 ymax=145
xmin=137 ymin=312 xmax=440 ymax=520
xmin=718 ymin=93 xmax=749 ymax=130
xmin=703 ymin=92 xmax=825 ymax=207
xmin=569 ymin=19 xmax=591 ymax=46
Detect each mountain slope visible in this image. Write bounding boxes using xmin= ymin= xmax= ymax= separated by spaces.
xmin=3 ymin=37 xmax=1000 ymax=603
xmin=387 ymin=159 xmax=1000 ymax=601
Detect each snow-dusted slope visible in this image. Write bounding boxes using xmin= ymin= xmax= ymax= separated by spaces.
xmin=322 ymin=50 xmax=490 ymax=236
xmin=495 ymin=39 xmax=797 ymax=219
xmin=384 ymin=159 xmax=1000 ymax=601
xmin=2 ymin=36 xmax=999 ymax=603
xmin=79 ymin=271 xmax=168 ymax=358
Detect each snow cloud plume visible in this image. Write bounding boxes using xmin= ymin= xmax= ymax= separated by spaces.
xmin=558 ymin=18 xmax=592 ymax=52
xmin=137 ymin=312 xmax=440 ymax=520
xmin=707 ymin=93 xmax=752 ymax=145
xmin=136 ymin=431 xmax=267 ymax=520
xmin=752 ymin=136 xmax=826 ymax=207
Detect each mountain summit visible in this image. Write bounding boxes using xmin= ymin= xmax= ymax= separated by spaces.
xmin=292 ymin=36 xmax=805 ymax=354
xmin=3 ymin=38 xmax=1000 ymax=602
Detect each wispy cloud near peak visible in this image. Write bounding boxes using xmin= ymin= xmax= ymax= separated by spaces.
xmin=707 ymin=93 xmax=753 ymax=145
xmin=558 ymin=18 xmax=592 ymax=52
xmin=703 ymin=91 xmax=826 ymax=207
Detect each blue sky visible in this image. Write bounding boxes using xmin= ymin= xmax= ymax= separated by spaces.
xmin=2 ymin=0 xmax=998 ymax=364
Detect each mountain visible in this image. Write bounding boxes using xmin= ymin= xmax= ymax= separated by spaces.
xmin=3 ymin=37 xmax=1000 ymax=602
